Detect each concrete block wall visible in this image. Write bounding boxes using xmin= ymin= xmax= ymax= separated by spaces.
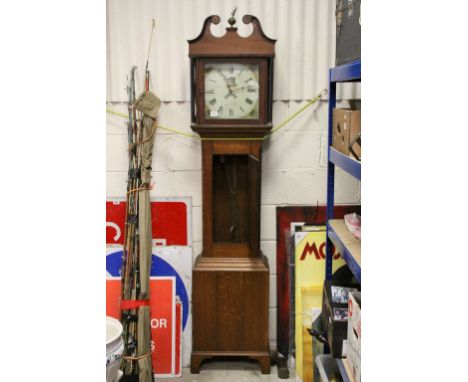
xmin=106 ymin=98 xmax=360 ymax=349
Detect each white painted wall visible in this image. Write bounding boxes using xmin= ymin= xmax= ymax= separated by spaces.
xmin=106 ymin=0 xmax=361 ymax=350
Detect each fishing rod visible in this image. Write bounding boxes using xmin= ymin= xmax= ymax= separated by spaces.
xmin=121 ymin=66 xmax=156 ymax=378
xmin=121 ymin=65 xmax=142 ymax=376
xmin=145 ymin=19 xmax=155 ymax=92
xmin=122 ymin=66 xmax=137 ymax=294
xmin=120 ymin=19 xmax=158 ymax=382
xmin=122 ymin=66 xmax=136 ymax=311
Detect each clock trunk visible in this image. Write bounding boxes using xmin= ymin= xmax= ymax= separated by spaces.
xmin=212 ymin=154 xmax=251 ymax=243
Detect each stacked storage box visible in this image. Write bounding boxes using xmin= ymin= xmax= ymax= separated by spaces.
xmin=332 ymin=109 xmax=361 ymax=161
xmin=322 ymin=280 xmax=360 ymax=358
xmin=343 ymin=292 xmax=361 ymax=382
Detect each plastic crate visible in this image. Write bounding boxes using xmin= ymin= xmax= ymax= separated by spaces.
xmin=315 ymin=354 xmax=344 ymax=382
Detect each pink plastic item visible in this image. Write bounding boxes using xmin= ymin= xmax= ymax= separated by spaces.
xmin=344 ymin=213 xmax=361 ymax=240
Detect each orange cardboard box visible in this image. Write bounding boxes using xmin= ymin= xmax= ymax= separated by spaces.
xmin=332 ymin=109 xmax=361 ymax=159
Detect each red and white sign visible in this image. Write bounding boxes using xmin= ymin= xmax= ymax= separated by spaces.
xmin=106 ymin=246 xmax=192 ymax=368
xmin=106 ymin=197 xmax=192 ymax=246
xmin=106 ymin=277 xmax=179 ymax=377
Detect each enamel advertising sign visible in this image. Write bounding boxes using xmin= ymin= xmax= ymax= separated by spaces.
xmin=106 ymin=197 xmax=192 ymax=246
xmin=106 ymin=277 xmax=180 ymax=377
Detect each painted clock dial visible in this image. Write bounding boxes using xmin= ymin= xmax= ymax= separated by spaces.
xmin=204 ymin=63 xmax=259 ymax=120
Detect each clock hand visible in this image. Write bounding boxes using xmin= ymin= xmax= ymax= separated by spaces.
xmin=231 ymin=84 xmax=257 ymax=93
xmin=216 ymin=69 xmax=228 ymax=81
xmin=225 ymin=90 xmax=237 ymax=99
xmin=218 ymin=70 xmax=240 ymax=98
xmin=231 ymin=86 xmax=247 ymax=92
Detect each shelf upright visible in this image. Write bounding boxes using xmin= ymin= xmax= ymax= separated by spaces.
xmin=325 ymin=59 xmax=361 ymax=283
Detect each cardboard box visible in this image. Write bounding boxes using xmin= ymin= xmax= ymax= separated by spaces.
xmin=343 ymin=340 xmax=361 ymax=382
xmin=332 ymin=109 xmax=361 ymax=159
xmin=342 ymin=347 xmax=360 ymax=382
xmin=347 ymin=292 xmax=361 ymax=357
xmin=342 ymin=292 xmax=361 ymax=382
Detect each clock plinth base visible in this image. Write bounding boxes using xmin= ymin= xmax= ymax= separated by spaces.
xmin=190 ymin=351 xmax=271 ymax=374
xmin=191 ymin=255 xmax=270 ymax=375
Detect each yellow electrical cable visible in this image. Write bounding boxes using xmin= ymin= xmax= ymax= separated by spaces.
xmin=267 ymin=90 xmax=326 ymax=136
xmin=106 ymin=109 xmax=128 ymax=118
xmin=157 ymin=125 xmax=201 ymax=140
xmin=106 ymin=88 xmax=327 ymax=141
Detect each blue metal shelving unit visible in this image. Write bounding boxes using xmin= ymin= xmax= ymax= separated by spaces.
xmin=328 ymin=221 xmax=361 ymax=283
xmin=330 ymin=60 xmax=361 ymax=82
xmin=322 ymin=58 xmax=361 ymax=382
xmin=329 ymin=148 xmax=361 ymax=180
xmin=325 ymin=59 xmax=361 ymax=283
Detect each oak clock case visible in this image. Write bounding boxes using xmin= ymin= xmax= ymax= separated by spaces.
xmin=189 ymin=14 xmax=275 ymax=375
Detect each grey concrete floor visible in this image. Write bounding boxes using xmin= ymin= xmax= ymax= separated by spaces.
xmin=155 ymin=359 xmax=295 ymax=382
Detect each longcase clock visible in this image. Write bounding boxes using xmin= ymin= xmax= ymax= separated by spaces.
xmin=188 ymin=13 xmax=275 ymax=374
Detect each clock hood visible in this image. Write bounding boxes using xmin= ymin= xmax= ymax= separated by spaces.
xmin=188 ymin=14 xmax=276 ymax=58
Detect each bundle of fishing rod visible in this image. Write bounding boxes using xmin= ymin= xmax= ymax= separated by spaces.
xmin=120 ymin=66 xmax=160 ymax=382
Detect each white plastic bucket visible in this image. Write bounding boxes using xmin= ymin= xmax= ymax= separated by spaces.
xmin=106 ymin=316 xmax=124 ymax=382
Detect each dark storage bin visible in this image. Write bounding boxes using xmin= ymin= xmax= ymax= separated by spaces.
xmin=335 ymin=0 xmax=361 ymax=66
xmin=322 ymin=280 xmax=360 ymax=358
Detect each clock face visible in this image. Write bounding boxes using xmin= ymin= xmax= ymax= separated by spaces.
xmin=204 ymin=63 xmax=260 ymax=120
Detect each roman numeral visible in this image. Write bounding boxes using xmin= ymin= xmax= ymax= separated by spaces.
xmin=206 ymin=89 xmax=214 ymax=94
xmin=245 ymin=77 xmax=253 ymax=83
xmin=245 ymin=98 xmax=253 ymax=105
xmin=209 ymin=98 xmax=216 ymax=106
xmin=218 ymin=105 xmax=224 ymax=113
xmin=229 ymin=108 xmax=233 ymax=117
xmin=209 ymin=79 xmax=217 ymax=83
xmin=247 ymin=86 xmax=256 ymax=93
xmin=240 ymin=106 xmax=245 ymax=113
